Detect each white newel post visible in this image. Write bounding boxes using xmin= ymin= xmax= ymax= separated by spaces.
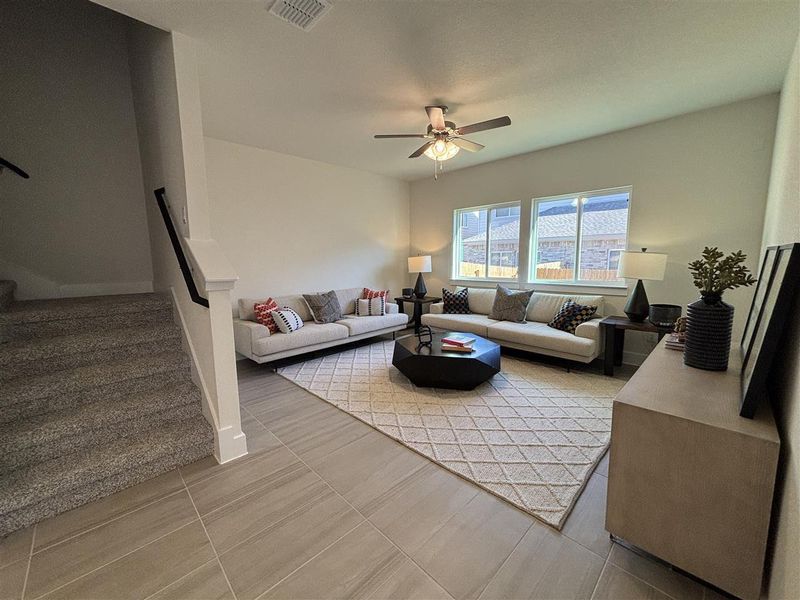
xmin=186 ymin=239 xmax=247 ymax=463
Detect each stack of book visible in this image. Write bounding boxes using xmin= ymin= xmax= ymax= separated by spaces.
xmin=441 ymin=335 xmax=476 ymax=353
xmin=665 ymin=333 xmax=685 ymax=351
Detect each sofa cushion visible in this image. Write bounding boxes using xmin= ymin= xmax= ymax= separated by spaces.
xmin=487 ymin=321 xmax=596 ymax=358
xmin=253 ymin=299 xmax=280 ymax=333
xmin=442 ymin=288 xmax=470 ymax=314
xmin=335 ymin=288 xmax=364 ymax=315
xmin=303 ymin=290 xmax=343 ymax=324
xmin=489 ymin=285 xmax=533 ymax=322
xmin=525 ymin=292 xmax=604 ymax=323
xmin=421 ymin=313 xmax=496 ymax=337
xmin=239 ymin=294 xmax=314 ymax=322
xmin=363 ymin=287 xmax=390 ymax=300
xmin=252 ymin=322 xmax=349 ymax=357
xmin=452 ymin=287 xmax=494 ymax=315
xmin=336 ymin=313 xmax=408 ymax=336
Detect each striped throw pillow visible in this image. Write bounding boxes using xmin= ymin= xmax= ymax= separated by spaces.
xmin=355 ymin=297 xmax=386 ymax=316
xmin=253 ymin=299 xmax=280 ymax=334
xmin=363 ymin=288 xmax=390 ymax=300
xmin=270 ymin=307 xmax=304 ymax=333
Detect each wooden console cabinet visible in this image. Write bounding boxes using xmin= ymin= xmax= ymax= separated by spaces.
xmin=606 ymin=340 xmax=780 ymax=600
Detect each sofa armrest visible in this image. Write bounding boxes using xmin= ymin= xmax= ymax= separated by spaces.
xmin=429 ymin=302 xmax=444 ymax=314
xmin=575 ymin=318 xmax=602 ymax=343
xmin=233 ymin=318 xmax=270 ymax=356
xmin=385 ymin=302 xmax=399 ymax=314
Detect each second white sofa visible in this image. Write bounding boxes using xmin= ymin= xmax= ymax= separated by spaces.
xmin=421 ymin=287 xmax=605 ymax=363
xmin=234 ymin=287 xmax=408 ymax=363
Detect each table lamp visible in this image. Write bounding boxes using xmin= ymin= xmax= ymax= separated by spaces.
xmin=617 ymin=248 xmax=667 ymax=322
xmin=408 ymin=255 xmax=432 ymax=298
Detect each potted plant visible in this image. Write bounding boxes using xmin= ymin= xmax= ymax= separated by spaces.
xmin=684 ymin=247 xmax=756 ymax=370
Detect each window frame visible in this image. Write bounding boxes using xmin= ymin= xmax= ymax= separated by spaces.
xmin=529 ymin=186 xmax=631 ymax=288
xmin=451 ymin=200 xmax=522 ymax=282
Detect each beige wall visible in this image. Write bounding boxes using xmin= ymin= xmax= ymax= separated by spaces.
xmin=0 ymin=0 xmax=152 ymax=299
xmin=410 ymin=95 xmax=779 ymax=361
xmin=762 ymin=35 xmax=800 ymax=600
xmin=203 ymin=137 xmax=411 ymax=310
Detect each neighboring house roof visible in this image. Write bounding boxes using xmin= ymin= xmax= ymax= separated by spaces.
xmin=462 ymin=208 xmax=627 ymax=244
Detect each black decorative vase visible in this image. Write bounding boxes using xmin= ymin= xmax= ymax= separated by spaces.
xmin=683 ymin=293 xmax=734 ymax=371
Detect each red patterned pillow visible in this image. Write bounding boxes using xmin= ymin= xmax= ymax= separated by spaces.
xmin=363 ymin=288 xmax=390 ymax=300
xmin=253 ymin=299 xmax=280 ymax=334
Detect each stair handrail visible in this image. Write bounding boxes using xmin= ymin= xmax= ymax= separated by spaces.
xmin=153 ymin=187 xmax=209 ymax=308
xmin=0 ymin=155 xmax=30 ymax=178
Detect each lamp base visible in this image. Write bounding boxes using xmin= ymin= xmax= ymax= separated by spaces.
xmin=624 ymin=279 xmax=650 ymax=322
xmin=413 ymin=273 xmax=427 ymax=299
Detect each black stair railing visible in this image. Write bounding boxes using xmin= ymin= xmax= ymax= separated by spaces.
xmin=0 ymin=156 xmax=30 ymax=178
xmin=153 ymin=187 xmax=209 ymax=308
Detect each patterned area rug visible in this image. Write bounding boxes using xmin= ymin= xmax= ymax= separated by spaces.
xmin=278 ymin=340 xmax=624 ymax=528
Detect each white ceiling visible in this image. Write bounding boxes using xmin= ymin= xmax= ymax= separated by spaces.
xmin=95 ymin=0 xmax=798 ymax=181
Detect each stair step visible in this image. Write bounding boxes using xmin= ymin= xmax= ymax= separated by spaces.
xmin=1 ymin=307 xmax=174 ymax=341
xmin=0 ymin=293 xmax=171 ymax=325
xmin=1 ymin=351 xmax=191 ymax=424
xmin=0 ymin=381 xmax=203 ymax=474
xmin=0 ymin=322 xmax=182 ymax=381
xmin=0 ymin=416 xmax=214 ymax=537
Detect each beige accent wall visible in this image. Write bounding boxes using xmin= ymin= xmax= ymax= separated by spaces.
xmin=0 ymin=0 xmax=153 ymax=298
xmin=410 ymin=95 xmax=779 ymax=361
xmin=203 ymin=137 xmax=411 ymax=310
xmin=762 ymin=34 xmax=800 ymax=600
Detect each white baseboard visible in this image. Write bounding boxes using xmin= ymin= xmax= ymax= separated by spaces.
xmin=59 ymin=281 xmax=154 ymax=297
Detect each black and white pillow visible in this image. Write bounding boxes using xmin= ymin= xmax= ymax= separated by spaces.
xmin=548 ymin=300 xmax=597 ymax=334
xmin=442 ymin=288 xmax=470 ymax=314
xmin=355 ymin=296 xmax=386 ymax=316
xmin=270 ymin=307 xmax=304 ymax=333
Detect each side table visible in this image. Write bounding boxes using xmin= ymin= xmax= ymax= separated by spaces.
xmin=600 ymin=315 xmax=672 ymax=376
xmin=394 ymin=296 xmax=441 ymax=333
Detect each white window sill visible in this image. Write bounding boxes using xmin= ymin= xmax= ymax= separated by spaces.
xmin=448 ymin=279 xmax=629 ymax=297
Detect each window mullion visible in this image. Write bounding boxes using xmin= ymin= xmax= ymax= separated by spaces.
xmin=485 ymin=209 xmax=492 ymax=278
xmin=574 ymin=197 xmax=584 ymax=284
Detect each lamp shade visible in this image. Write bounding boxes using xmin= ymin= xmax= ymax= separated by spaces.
xmin=617 ymin=251 xmax=667 ymax=281
xmin=408 ymin=255 xmax=432 ymax=273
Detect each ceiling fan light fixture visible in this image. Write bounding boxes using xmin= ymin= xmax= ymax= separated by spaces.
xmin=424 ymin=139 xmax=460 ymax=161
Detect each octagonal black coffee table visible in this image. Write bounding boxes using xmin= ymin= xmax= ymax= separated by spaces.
xmin=392 ymin=332 xmax=501 ymax=390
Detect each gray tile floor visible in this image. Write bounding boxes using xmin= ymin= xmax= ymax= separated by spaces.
xmin=1 ymin=356 xmax=725 ymax=600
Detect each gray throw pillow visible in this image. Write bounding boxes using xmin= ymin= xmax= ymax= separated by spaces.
xmin=488 ymin=285 xmax=534 ymax=323
xmin=302 ymin=290 xmax=343 ymax=324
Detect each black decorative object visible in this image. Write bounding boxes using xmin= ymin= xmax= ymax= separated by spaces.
xmin=648 ymin=304 xmax=682 ymax=328
xmin=623 ymin=280 xmax=650 ymax=322
xmin=402 ymin=287 xmax=414 ymax=298
xmin=617 ymin=248 xmax=668 ymax=323
xmin=415 ymin=325 xmax=433 ymax=351
xmin=413 ymin=272 xmax=427 ymax=298
xmin=740 ymin=243 xmax=800 ymax=418
xmin=683 ymin=247 xmax=757 ymax=371
xmin=392 ymin=332 xmax=501 ymax=390
xmin=684 ymin=294 xmax=734 ymax=370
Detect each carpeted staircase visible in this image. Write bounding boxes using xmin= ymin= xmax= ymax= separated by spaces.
xmin=0 ymin=283 xmax=214 ymax=537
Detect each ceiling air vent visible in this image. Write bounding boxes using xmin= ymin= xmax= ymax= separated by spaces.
xmin=267 ymin=0 xmax=332 ymax=31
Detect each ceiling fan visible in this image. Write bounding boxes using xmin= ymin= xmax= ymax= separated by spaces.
xmin=374 ymin=106 xmax=511 ymax=178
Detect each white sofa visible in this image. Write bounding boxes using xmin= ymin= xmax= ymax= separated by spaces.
xmin=234 ymin=287 xmax=409 ymax=363
xmin=421 ymin=287 xmax=605 ymax=363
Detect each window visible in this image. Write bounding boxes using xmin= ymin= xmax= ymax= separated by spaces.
xmin=530 ymin=188 xmax=630 ymax=285
xmin=453 ymin=202 xmax=520 ymax=280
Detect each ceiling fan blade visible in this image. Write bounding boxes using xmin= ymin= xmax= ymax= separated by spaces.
xmin=452 ymin=138 xmax=484 ymax=152
xmin=425 ymin=106 xmax=446 ymax=131
xmin=374 ymin=133 xmax=427 ymax=139
xmin=409 ymin=141 xmax=433 ymax=158
xmin=455 ymin=116 xmax=511 ymax=136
